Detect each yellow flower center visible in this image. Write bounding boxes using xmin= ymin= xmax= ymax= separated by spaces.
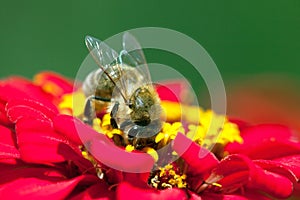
xmin=149 ymin=163 xmax=187 ymax=189
xmin=58 ymin=91 xmax=243 ymax=157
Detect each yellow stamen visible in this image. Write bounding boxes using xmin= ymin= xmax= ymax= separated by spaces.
xmin=160 ymin=101 xmax=242 ymax=148
xmin=150 ymin=163 xmax=187 ymax=189
xmin=161 ymin=101 xmax=182 ymax=122
xmin=93 ymin=118 xmax=101 ymax=133
xmin=212 ymin=182 xmax=222 ymax=188
xmin=60 ymin=90 xmax=242 ymax=162
xmin=101 ymin=114 xmax=112 ymax=128
xmin=58 ymin=90 xmax=86 ymax=116
xmin=155 ymin=122 xmax=184 ymax=147
xmin=42 ymin=82 xmax=64 ymax=97
xmin=125 ymin=145 xmax=135 ymax=152
xmin=142 ymin=147 xmax=159 ymax=162
xmin=185 ymin=109 xmax=243 ymax=148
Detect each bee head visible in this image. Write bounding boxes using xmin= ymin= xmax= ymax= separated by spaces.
xmin=129 ymin=87 xmax=155 ymax=126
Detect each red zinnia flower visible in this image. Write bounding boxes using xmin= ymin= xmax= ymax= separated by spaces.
xmin=0 ymin=72 xmax=299 ymax=199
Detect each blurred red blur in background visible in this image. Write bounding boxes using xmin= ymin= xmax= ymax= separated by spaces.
xmin=227 ymin=74 xmax=300 ymax=137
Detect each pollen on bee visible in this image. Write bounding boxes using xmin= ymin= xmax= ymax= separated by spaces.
xmin=125 ymin=145 xmax=135 ymax=152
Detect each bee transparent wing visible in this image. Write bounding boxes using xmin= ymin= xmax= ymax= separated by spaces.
xmin=85 ymin=35 xmax=119 ymax=72
xmin=122 ymin=32 xmax=145 ymax=65
xmin=85 ymin=35 xmax=128 ymax=101
xmin=121 ymin=32 xmax=152 ymax=83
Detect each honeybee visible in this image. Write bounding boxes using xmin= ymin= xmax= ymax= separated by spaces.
xmin=82 ymin=32 xmax=162 ymax=149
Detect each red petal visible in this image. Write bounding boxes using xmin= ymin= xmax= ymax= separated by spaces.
xmin=6 ymin=98 xmax=58 ymax=123
xmin=34 ymin=71 xmax=74 ymax=97
xmin=173 ymin=133 xmax=219 ymax=176
xmin=69 ymin=183 xmax=115 ymax=200
xmin=202 ymin=192 xmax=271 ymax=200
xmin=53 ymin=114 xmax=83 ymax=145
xmin=186 ymin=191 xmax=203 ymax=200
xmin=0 ymin=164 xmax=66 ymax=184
xmin=18 ymin=134 xmax=71 ymax=163
xmin=15 ymin=117 xmax=92 ymax=168
xmin=248 ymin=168 xmax=293 ymax=199
xmin=104 ymin=169 xmax=150 ymax=186
xmin=0 ymin=102 xmax=13 ymax=127
xmin=0 ymin=77 xmax=55 ymax=103
xmin=15 ymin=118 xmax=81 ymax=164
xmin=229 ymin=140 xmax=300 ymax=160
xmin=90 ymin=136 xmax=155 ymax=173
xmin=46 ymin=116 xmax=104 ymax=172
xmin=0 ymin=124 xmax=17 ymax=147
xmin=123 ymin=172 xmax=150 ymax=184
xmin=155 ymin=80 xmax=189 ymax=102
xmin=254 ymin=155 xmax=300 ymax=182
xmin=0 ymin=175 xmax=96 ymax=199
xmin=213 ymin=154 xmax=293 ymax=199
xmin=225 ymin=124 xmax=300 ymax=159
xmin=228 ymin=118 xmax=250 ymax=131
xmin=104 ymin=168 xmax=125 ymax=185
xmin=117 ymin=182 xmax=188 ymax=200
xmin=74 ymin=120 xmax=155 ymax=173
xmin=0 ymin=125 xmax=20 ymax=163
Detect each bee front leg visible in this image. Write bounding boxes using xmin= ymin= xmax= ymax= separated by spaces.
xmin=110 ymin=102 xmax=119 ymax=129
xmin=83 ymin=96 xmax=97 ymax=126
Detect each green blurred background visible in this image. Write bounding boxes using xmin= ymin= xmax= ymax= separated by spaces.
xmin=1 ymin=1 xmax=299 ymax=78
xmin=1 ymin=1 xmax=300 ymax=115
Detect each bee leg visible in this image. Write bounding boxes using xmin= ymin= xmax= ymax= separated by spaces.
xmin=110 ymin=102 xmax=119 ymax=129
xmin=83 ymin=96 xmax=97 ymax=126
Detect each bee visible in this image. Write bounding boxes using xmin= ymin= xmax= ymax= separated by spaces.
xmin=82 ymin=32 xmax=162 ymax=149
